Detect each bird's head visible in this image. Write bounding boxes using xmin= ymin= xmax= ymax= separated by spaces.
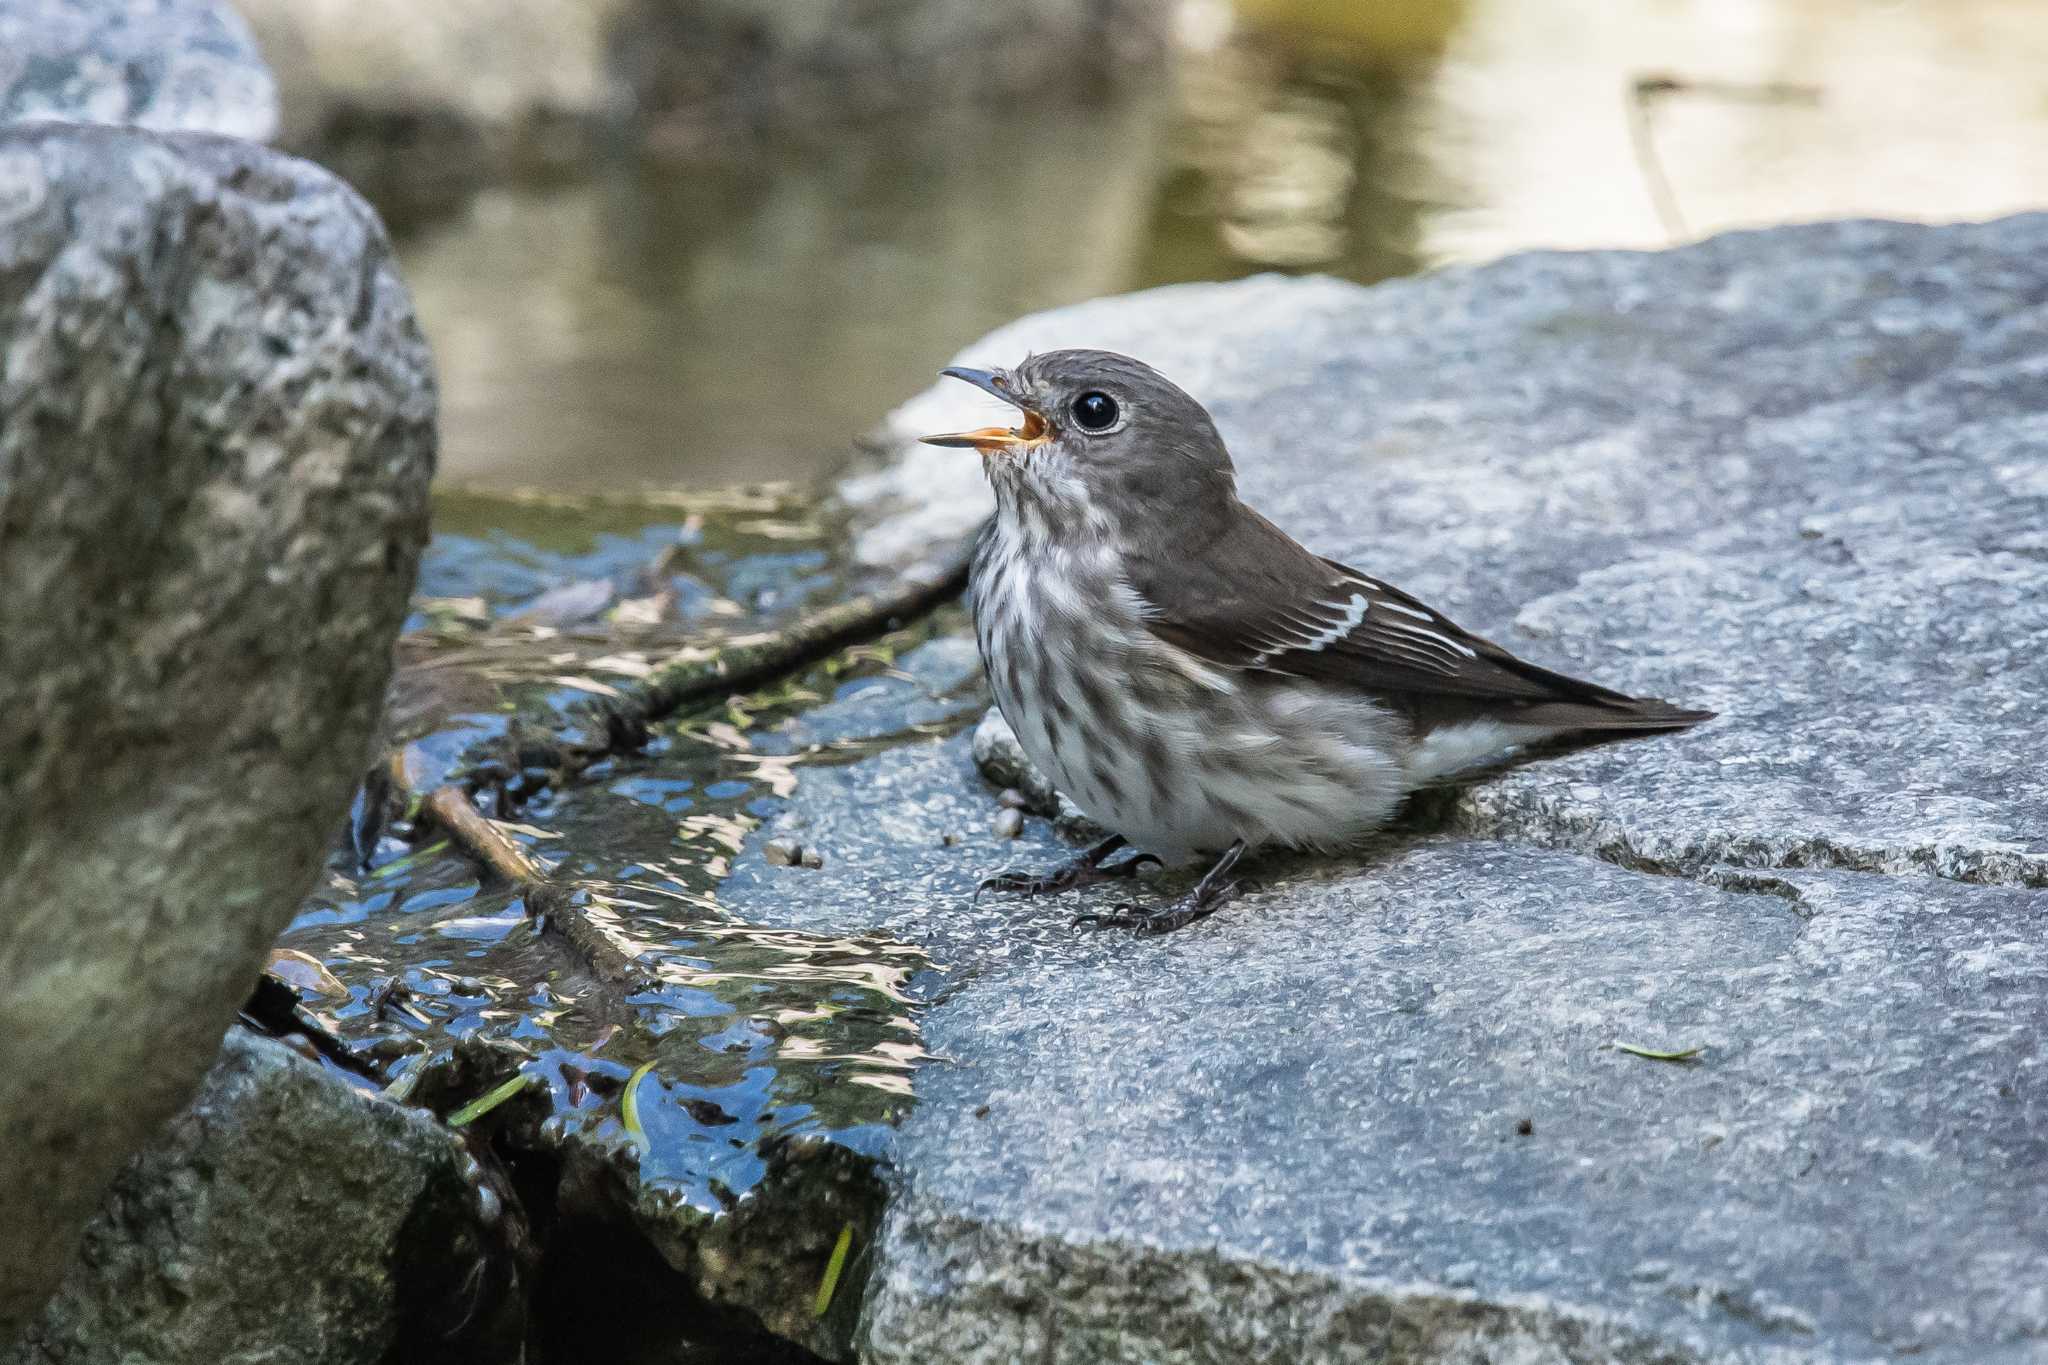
xmin=919 ymin=349 xmax=1236 ymax=541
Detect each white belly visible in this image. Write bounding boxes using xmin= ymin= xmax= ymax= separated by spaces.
xmin=974 ymin=545 xmax=1411 ymax=863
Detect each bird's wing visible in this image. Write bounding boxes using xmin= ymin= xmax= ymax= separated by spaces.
xmin=1126 ymin=504 xmax=1709 ymax=728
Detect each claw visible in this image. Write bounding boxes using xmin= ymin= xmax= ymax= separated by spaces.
xmin=972 ymin=834 xmax=1137 ymax=902
xmin=1069 ymin=839 xmax=1247 ymax=936
xmin=1072 ymin=880 xmax=1239 ymax=934
xmin=974 ymin=869 xmax=1044 ymax=904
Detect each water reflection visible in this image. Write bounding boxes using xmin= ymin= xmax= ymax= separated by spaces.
xmin=277 ymin=494 xmax=984 ymax=1247
xmin=393 ymin=0 xmax=2048 ymax=494
xmin=402 ymin=97 xmax=1171 ymax=491
xmin=1420 ymin=0 xmax=2048 ymax=261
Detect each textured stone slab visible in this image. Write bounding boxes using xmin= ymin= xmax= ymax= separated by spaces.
xmin=721 ymin=732 xmax=2048 ymax=1364
xmin=0 ymin=124 xmax=433 ymax=1337
xmin=0 ymin=0 xmax=277 ymax=139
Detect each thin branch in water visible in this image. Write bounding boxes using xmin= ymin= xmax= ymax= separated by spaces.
xmin=418 ymin=784 xmax=645 ymax=987
xmin=626 ymin=541 xmax=974 ymax=727
xmin=1626 ymin=74 xmax=1690 ymax=244
xmin=1626 ymin=72 xmax=1825 ymax=246
xmin=422 ymin=785 xmax=545 ymax=887
xmin=391 ymin=535 xmax=977 ymax=990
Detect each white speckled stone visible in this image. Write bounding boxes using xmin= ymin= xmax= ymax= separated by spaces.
xmin=0 ymin=124 xmax=431 ymax=1338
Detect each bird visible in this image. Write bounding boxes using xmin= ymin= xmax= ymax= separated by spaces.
xmin=919 ymin=349 xmax=1714 ymax=933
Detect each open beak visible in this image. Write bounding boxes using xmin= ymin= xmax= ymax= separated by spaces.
xmin=918 ymin=367 xmax=1049 ymax=452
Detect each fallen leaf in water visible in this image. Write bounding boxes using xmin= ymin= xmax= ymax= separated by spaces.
xmin=367 ymin=838 xmax=451 ymax=881
xmin=265 ymin=948 xmax=348 ymax=1001
xmin=734 ymin=517 xmax=824 ymax=541
xmin=621 ymin=1059 xmax=659 ymax=1152
xmin=419 ymin=596 xmax=490 ymax=626
xmin=509 ymin=578 xmax=615 ymax=625
xmin=585 ymin=652 xmax=657 ymax=677
xmin=494 ymin=821 xmax=562 ymax=840
xmin=609 ymin=597 xmax=668 ymax=628
xmin=550 ymin=675 xmax=625 ymax=698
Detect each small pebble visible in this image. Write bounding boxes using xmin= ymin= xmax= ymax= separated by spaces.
xmin=763 ymin=836 xmax=801 ymax=866
xmin=992 ymin=808 xmax=1024 ymax=839
xmin=800 ymin=847 xmax=824 ymax=870
xmin=1515 ymin=1117 xmax=1535 ymax=1137
xmin=996 ymin=787 xmax=1030 ymax=810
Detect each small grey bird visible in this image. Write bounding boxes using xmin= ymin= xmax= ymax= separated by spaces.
xmin=921 ymin=349 xmax=1712 ymax=933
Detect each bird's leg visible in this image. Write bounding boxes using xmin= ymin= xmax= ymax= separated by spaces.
xmin=1073 ymin=839 xmax=1247 ymax=935
xmin=977 ymin=834 xmax=1162 ymax=901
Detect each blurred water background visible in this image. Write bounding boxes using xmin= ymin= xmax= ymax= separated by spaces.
xmin=366 ymin=0 xmax=2048 ymax=493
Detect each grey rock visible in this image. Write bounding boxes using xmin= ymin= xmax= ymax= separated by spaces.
xmin=235 ymin=0 xmax=1170 ymax=217
xmin=972 ymin=708 xmax=1058 ymax=813
xmin=0 ymin=0 xmax=277 ymax=140
xmin=991 ymin=807 xmax=1024 ymax=840
xmin=763 ymin=217 xmax=2048 ymax=1362
xmin=0 ymin=124 xmax=433 ymax=1337
xmin=12 ymin=1030 xmax=521 ymax=1365
xmin=719 ymin=734 xmax=2048 ymax=1365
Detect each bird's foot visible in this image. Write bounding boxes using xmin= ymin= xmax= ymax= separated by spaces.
xmin=1072 ymin=838 xmax=1247 ymax=936
xmin=977 ymin=834 xmax=1161 ymax=901
xmin=1071 ymin=881 xmax=1240 ymax=935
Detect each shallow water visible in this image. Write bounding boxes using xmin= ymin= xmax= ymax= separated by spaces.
xmin=269 ymin=488 xmax=988 ymax=1352
xmin=394 ymin=0 xmax=2048 ymax=494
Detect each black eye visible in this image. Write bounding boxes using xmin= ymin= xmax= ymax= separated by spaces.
xmin=1070 ymin=391 xmax=1119 ymax=432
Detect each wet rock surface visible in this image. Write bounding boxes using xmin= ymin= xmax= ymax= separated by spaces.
xmin=785 ymin=216 xmax=2048 ymax=1361
xmin=11 ymin=1029 xmax=520 ymax=1365
xmin=0 ymin=125 xmax=433 ymax=1336
xmin=0 ymin=0 xmax=277 ymax=139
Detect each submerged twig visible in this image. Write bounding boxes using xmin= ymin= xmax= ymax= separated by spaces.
xmin=422 ymin=785 xmax=545 ymax=886
xmin=393 ymin=534 xmax=977 ymax=988
xmin=626 ymin=543 xmax=974 ymax=726
xmin=461 ymin=538 xmax=976 ymax=812
xmin=418 ymin=783 xmax=647 ymax=987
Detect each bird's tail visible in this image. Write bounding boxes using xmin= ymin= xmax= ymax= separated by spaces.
xmin=1512 ymin=695 xmax=1717 ymax=733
